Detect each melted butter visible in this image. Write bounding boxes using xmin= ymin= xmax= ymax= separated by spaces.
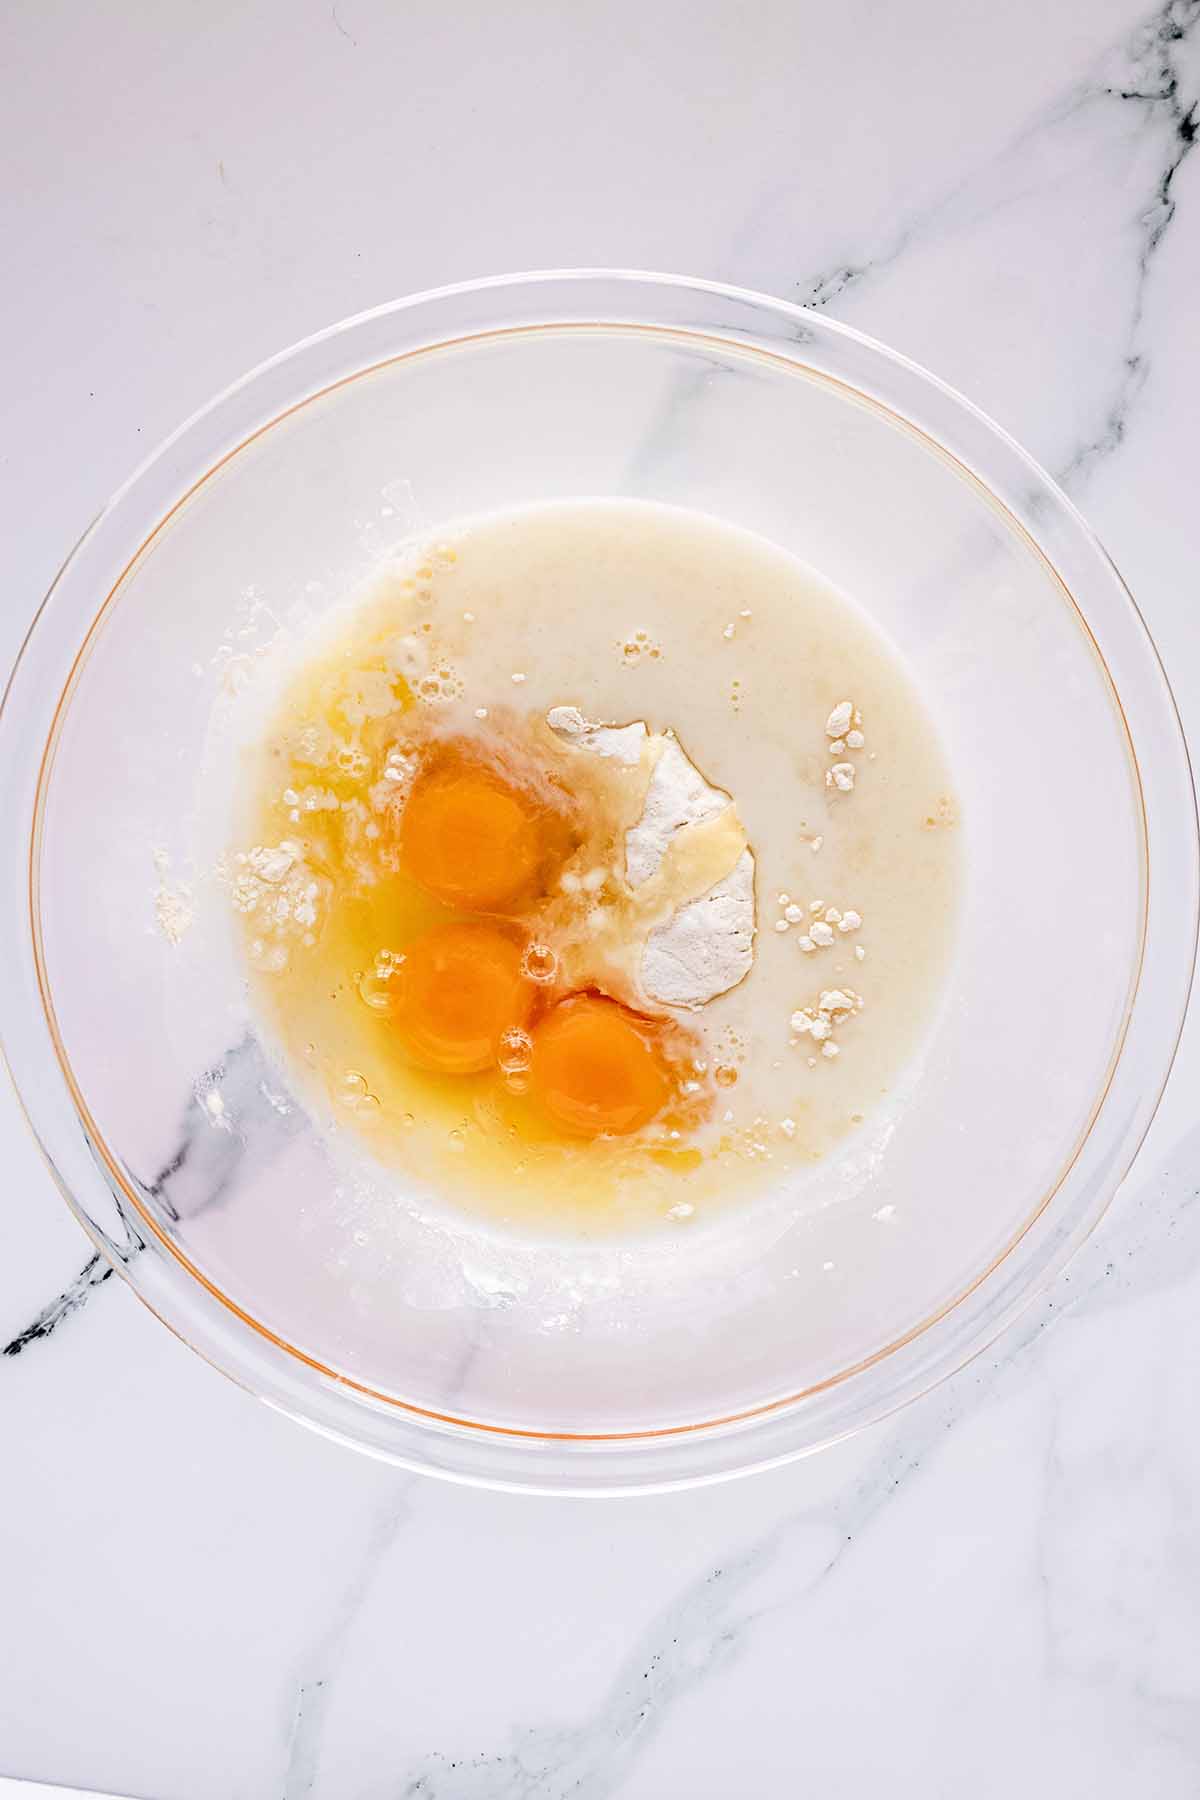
xmin=238 ymin=620 xmax=723 ymax=1236
xmin=539 ymin=727 xmax=752 ymax=1006
xmin=637 ymin=803 xmax=746 ymax=919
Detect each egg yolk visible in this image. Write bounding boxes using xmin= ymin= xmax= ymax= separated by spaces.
xmin=401 ymin=761 xmax=543 ymax=910
xmin=529 ymin=995 xmax=672 ymax=1137
xmin=391 ymin=922 xmax=533 ymax=1074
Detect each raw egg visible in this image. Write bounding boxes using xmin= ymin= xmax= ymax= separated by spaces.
xmin=400 ymin=758 xmax=544 ymax=910
xmin=390 ymin=922 xmax=533 ymax=1074
xmin=529 ymin=994 xmax=672 ymax=1137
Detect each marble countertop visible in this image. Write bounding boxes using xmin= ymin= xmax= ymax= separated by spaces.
xmin=3 ymin=0 xmax=1200 ymax=1793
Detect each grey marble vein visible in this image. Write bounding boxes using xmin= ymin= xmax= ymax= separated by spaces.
xmin=281 ymin=1484 xmax=417 ymax=1800
xmin=2 ymin=1032 xmax=302 ymax=1360
xmin=1 ymin=1249 xmax=115 ymax=1358
xmin=397 ymin=1534 xmax=780 ymax=1800
xmin=791 ymin=0 xmax=1199 ymax=489
xmin=368 ymin=1123 xmax=1200 ymax=1799
xmin=1056 ymin=0 xmax=1199 ymax=484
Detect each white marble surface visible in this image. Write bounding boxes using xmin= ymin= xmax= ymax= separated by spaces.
xmin=3 ymin=0 xmax=1200 ymax=1793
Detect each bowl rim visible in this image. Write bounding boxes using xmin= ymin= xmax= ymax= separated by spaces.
xmin=4 ymin=268 xmax=1196 ymax=1493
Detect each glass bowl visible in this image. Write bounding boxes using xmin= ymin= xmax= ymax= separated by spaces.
xmin=2 ymin=272 xmax=1195 ymax=1495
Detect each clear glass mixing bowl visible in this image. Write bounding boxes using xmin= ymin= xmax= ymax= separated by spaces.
xmin=2 ymin=272 xmax=1195 ymax=1493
